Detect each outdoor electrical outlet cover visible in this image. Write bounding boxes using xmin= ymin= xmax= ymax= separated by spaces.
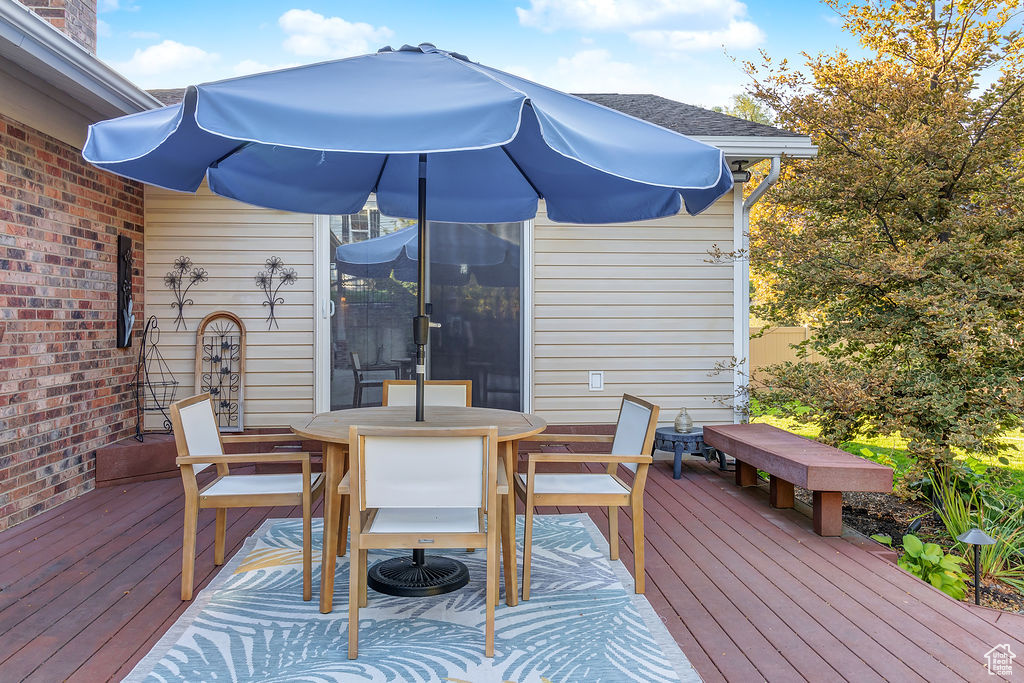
xmin=589 ymin=371 xmax=604 ymax=391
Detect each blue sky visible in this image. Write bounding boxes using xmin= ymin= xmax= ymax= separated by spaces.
xmin=95 ymin=0 xmax=859 ymax=109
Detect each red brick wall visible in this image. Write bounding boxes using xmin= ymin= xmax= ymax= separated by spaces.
xmin=0 ymin=112 xmax=144 ymax=531
xmin=22 ymin=0 xmax=98 ymax=54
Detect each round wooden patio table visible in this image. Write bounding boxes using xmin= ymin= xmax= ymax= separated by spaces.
xmin=290 ymin=405 xmax=546 ymax=614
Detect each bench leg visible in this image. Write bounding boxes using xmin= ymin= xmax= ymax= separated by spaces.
xmin=813 ymin=491 xmax=843 ymax=536
xmin=770 ymin=476 xmax=794 ymax=508
xmin=735 ymin=461 xmax=757 ymax=487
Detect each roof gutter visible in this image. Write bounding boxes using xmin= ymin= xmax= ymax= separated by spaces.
xmin=0 ymin=0 xmax=160 ymax=115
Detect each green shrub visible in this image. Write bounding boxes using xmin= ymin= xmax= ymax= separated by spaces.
xmin=912 ymin=461 xmax=1015 ymax=516
xmin=871 ymin=534 xmax=970 ymax=600
xmin=929 ymin=472 xmax=1024 ymax=592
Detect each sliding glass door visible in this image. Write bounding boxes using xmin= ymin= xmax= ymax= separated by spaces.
xmin=326 ymin=199 xmax=523 ymax=410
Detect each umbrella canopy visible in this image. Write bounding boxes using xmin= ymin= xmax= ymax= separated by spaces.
xmin=83 ymin=43 xmax=732 ymax=224
xmin=336 ymin=223 xmax=519 ymax=287
xmin=83 ymin=42 xmax=734 ymax=422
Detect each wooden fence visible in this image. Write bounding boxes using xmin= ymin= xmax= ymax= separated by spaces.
xmin=749 ymin=326 xmax=820 ymax=381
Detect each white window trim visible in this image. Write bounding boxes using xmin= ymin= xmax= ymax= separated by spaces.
xmin=313 ymin=214 xmax=331 ymax=413
xmin=522 ymin=218 xmax=534 ymax=414
xmin=732 ymin=186 xmax=750 ymax=423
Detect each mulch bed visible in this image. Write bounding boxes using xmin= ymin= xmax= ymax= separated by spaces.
xmin=788 ymin=485 xmax=1024 ymax=615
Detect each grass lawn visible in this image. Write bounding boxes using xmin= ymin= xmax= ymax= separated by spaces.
xmin=751 ymin=414 xmax=1024 ymax=501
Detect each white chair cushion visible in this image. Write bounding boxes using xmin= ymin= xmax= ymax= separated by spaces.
xmin=368 ymin=508 xmax=479 ymax=534
xmin=203 ymin=473 xmax=322 ymax=497
xmin=363 ymin=435 xmax=485 ymax=508
xmin=612 ymin=398 xmax=653 ymax=473
xmin=386 ymin=383 xmax=469 ymax=407
xmin=524 ymin=473 xmax=629 ymax=496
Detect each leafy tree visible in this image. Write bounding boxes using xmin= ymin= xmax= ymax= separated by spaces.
xmin=712 ymin=93 xmax=775 ymax=124
xmin=744 ymin=0 xmax=1024 ymax=473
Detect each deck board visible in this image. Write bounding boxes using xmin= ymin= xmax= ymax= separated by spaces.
xmin=0 ymin=459 xmax=1021 ymax=682
xmin=662 ymin=465 xmax=971 ymax=679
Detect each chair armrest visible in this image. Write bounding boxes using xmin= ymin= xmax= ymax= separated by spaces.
xmin=519 ymin=433 xmax=615 ymax=443
xmin=177 ymin=452 xmax=313 ymax=466
xmin=220 ymin=433 xmax=303 ymax=445
xmin=526 ymin=452 xmax=652 ymax=465
xmin=338 ymin=470 xmax=350 ymax=495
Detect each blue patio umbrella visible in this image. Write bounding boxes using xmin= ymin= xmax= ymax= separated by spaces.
xmin=83 ymin=42 xmax=733 ymax=421
xmin=336 ymin=222 xmax=520 ymax=287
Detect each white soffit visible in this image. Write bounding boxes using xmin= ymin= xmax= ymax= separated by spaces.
xmin=0 ymin=0 xmax=159 ymax=118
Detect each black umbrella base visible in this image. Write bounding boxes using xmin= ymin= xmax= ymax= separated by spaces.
xmin=366 ymin=553 xmax=470 ymax=597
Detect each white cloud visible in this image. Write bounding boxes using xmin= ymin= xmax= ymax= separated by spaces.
xmin=516 ymin=0 xmax=763 ymax=53
xmin=98 ymin=0 xmax=138 ymax=12
xmin=542 ymin=49 xmax=664 ymax=94
xmin=231 ymin=59 xmax=301 ymax=77
xmin=96 ymin=18 xmax=111 ymax=38
xmin=498 ymin=48 xmax=744 ymax=109
xmin=129 ymin=30 xmax=161 ymax=40
xmin=278 ymin=9 xmax=393 ymax=58
xmin=517 ymin=0 xmax=746 ymax=31
xmin=117 ymin=40 xmax=216 ymax=76
xmin=112 ymin=40 xmax=220 ymax=87
xmin=630 ymin=20 xmax=764 ymax=52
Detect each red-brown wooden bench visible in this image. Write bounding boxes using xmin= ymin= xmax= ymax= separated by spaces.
xmin=703 ymin=423 xmax=893 ymax=536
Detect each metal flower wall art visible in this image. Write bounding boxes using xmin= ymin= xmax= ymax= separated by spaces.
xmin=255 ymin=256 xmax=297 ymax=330
xmin=163 ymin=256 xmax=208 ymax=331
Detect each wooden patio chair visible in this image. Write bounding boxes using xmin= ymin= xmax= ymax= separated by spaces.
xmin=382 ymin=379 xmax=472 ymax=407
xmin=350 ymin=351 xmax=398 ymax=407
xmin=381 ymin=379 xmax=493 ymax=576
xmin=514 ymin=394 xmax=659 ymax=597
xmin=343 ymin=425 xmax=501 ymax=658
xmin=169 ymin=393 xmax=325 ymax=601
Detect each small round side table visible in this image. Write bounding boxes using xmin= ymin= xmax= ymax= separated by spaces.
xmin=653 ymin=426 xmax=730 ymax=479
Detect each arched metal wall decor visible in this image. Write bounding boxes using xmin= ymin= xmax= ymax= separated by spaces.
xmin=134 ymin=315 xmax=178 ymax=440
xmin=195 ymin=311 xmax=246 ymax=432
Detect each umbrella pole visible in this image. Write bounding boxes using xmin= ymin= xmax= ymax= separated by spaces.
xmin=413 ymin=153 xmax=428 ymax=421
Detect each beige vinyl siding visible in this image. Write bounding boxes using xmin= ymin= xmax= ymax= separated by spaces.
xmin=532 ymin=193 xmax=736 ymax=426
xmin=143 ymin=185 xmax=316 ymax=428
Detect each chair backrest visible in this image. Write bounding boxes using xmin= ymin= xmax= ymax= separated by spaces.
xmin=350 ymin=351 xmax=363 ymax=379
xmin=169 ymin=393 xmax=224 ymax=474
xmin=383 ymin=380 xmax=472 ymax=407
xmin=610 ymin=394 xmax=660 ymax=472
xmin=350 ymin=425 xmax=497 ymax=511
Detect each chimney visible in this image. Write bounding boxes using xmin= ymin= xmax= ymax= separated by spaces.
xmin=22 ymin=0 xmax=98 ymax=54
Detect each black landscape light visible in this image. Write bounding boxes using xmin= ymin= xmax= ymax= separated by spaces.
xmin=957 ymin=528 xmax=996 ymax=605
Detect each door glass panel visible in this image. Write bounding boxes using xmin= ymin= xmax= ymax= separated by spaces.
xmin=329 ymin=200 xmax=416 ymax=409
xmin=329 ymin=201 xmax=523 ymax=410
xmin=428 ymin=222 xmax=521 ymax=410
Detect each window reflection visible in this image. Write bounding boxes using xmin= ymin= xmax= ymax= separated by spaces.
xmin=329 ymin=200 xmax=522 ymax=410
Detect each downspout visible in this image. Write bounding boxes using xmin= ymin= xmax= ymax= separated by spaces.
xmin=734 ymin=155 xmax=780 ymax=422
xmin=743 ymin=155 xmax=781 ymax=211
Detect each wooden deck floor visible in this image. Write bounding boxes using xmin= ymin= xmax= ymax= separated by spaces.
xmin=1 ymin=457 xmax=1022 ymax=682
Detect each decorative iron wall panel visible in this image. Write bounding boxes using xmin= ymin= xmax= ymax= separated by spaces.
xmin=195 ymin=312 xmax=246 ymax=432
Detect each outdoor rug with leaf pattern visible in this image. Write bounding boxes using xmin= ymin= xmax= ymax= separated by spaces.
xmin=124 ymin=514 xmax=699 ymax=683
